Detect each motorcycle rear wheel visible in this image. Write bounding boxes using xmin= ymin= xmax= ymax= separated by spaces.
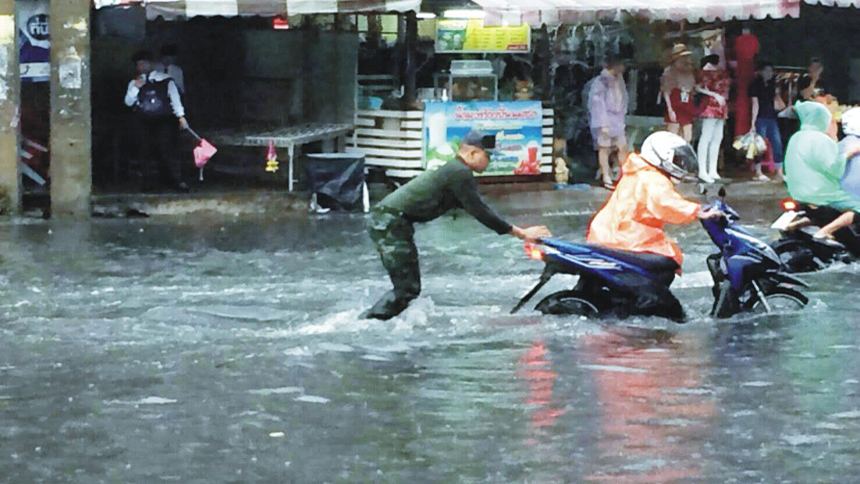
xmin=751 ymin=286 xmax=809 ymax=314
xmin=535 ymin=291 xmax=601 ymax=316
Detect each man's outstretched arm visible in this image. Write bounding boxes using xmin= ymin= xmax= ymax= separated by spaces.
xmin=452 ymin=174 xmax=550 ymax=240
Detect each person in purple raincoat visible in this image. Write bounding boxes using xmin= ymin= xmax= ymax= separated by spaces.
xmin=589 ymin=57 xmax=630 ymax=190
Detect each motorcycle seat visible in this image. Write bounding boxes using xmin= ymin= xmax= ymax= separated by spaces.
xmin=583 ymin=244 xmax=680 ymax=274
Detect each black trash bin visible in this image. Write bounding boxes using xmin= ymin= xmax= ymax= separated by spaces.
xmin=303 ymin=153 xmax=368 ymax=212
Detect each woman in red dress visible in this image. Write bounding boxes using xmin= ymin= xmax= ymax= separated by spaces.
xmin=662 ymin=44 xmax=698 ymax=142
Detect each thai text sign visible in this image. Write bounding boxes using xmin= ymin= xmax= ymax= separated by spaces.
xmin=18 ymin=0 xmax=49 ymax=82
xmin=435 ymin=19 xmax=529 ymax=54
xmin=423 ymin=101 xmax=543 ymax=176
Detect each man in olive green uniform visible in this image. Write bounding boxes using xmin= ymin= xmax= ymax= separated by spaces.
xmin=364 ymin=131 xmax=551 ymax=320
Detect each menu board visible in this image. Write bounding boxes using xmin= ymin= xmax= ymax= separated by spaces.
xmin=435 ymin=19 xmax=530 ymax=54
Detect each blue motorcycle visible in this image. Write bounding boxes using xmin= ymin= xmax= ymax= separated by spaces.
xmin=701 ymin=189 xmax=809 ymax=317
xmin=512 ymin=189 xmax=809 ymax=320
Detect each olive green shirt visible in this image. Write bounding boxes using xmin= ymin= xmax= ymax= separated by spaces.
xmin=378 ymin=158 xmax=513 ymax=235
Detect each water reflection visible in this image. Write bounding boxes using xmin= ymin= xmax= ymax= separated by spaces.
xmin=510 ymin=325 xmax=718 ymax=483
xmin=517 ymin=341 xmax=566 ymax=442
xmin=580 ymin=327 xmax=716 ymax=483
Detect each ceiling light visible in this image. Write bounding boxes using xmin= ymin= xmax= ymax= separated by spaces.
xmin=443 ymin=9 xmax=486 ymax=19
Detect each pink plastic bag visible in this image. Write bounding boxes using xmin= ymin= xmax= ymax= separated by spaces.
xmin=194 ymin=138 xmax=217 ymax=168
xmin=193 ymin=138 xmax=217 ymax=181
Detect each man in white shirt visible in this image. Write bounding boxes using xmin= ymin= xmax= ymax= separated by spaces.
xmin=124 ymin=50 xmax=189 ymax=192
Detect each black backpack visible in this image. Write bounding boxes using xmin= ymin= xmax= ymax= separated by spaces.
xmin=136 ymin=74 xmax=174 ymax=117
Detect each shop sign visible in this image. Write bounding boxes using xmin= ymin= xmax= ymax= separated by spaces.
xmin=423 ymin=101 xmax=543 ymax=177
xmin=435 ymin=19 xmax=529 ymax=54
xmin=18 ymin=0 xmax=50 ymax=83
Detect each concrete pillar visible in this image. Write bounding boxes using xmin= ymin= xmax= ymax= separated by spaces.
xmin=0 ymin=0 xmax=20 ymax=214
xmin=403 ymin=11 xmax=417 ymax=106
xmin=49 ymin=0 xmax=91 ymax=217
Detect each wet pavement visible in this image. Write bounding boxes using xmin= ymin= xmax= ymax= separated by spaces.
xmin=2 ymin=181 xmax=860 ymax=483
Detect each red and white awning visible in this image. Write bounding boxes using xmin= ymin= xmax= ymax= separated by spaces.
xmin=811 ymin=0 xmax=860 ymax=5
xmin=94 ymin=0 xmax=420 ymax=20
xmin=473 ymin=0 xmax=860 ymax=25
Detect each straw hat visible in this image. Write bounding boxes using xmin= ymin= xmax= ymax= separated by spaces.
xmin=670 ymin=43 xmax=693 ymax=63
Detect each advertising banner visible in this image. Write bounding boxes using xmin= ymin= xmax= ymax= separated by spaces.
xmin=435 ymin=19 xmax=529 ymax=54
xmin=18 ymin=0 xmax=50 ymax=82
xmin=423 ymin=101 xmax=543 ymax=177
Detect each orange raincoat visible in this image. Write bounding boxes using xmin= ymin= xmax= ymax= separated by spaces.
xmin=586 ymin=153 xmax=701 ymax=269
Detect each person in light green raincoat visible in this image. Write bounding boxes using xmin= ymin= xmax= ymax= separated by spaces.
xmin=784 ymin=101 xmax=860 ymax=242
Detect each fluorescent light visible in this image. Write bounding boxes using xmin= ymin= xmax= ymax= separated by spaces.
xmin=417 ymin=12 xmax=436 ymax=19
xmin=443 ymin=9 xmax=486 ymax=19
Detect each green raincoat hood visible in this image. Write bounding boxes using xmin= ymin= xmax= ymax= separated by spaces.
xmin=784 ymin=100 xmax=860 ymax=211
xmin=795 ymin=101 xmax=832 ymax=133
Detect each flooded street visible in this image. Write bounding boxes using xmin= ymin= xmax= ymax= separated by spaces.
xmin=2 ymin=186 xmax=860 ymax=483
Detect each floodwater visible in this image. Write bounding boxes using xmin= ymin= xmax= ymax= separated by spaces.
xmin=2 ymin=187 xmax=860 ymax=483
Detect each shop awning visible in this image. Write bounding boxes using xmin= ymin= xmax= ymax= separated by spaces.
xmin=811 ymin=0 xmax=860 ymax=5
xmin=94 ymin=0 xmax=421 ymax=20
xmin=473 ymin=0 xmax=860 ymax=25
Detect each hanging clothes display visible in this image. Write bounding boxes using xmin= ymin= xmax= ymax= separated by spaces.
xmin=733 ymin=33 xmax=760 ymax=137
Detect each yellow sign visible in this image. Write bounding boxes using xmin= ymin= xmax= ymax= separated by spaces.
xmin=436 ymin=19 xmax=530 ymax=54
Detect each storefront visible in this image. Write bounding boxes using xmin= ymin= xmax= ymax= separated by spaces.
xmin=5 ymin=0 xmax=860 ymax=214
xmin=457 ymin=0 xmax=860 ymax=181
xmin=349 ymin=14 xmax=554 ymax=180
xmin=91 ymin=0 xmax=420 ymax=192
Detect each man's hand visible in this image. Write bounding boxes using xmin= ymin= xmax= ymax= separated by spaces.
xmin=178 ymin=116 xmax=188 ymax=131
xmin=600 ymin=127 xmax=609 ymax=135
xmin=667 ymin=109 xmax=677 ymax=123
xmin=133 ymin=76 xmax=145 ymax=88
xmin=511 ymin=225 xmax=552 ymax=243
xmin=697 ymin=207 xmax=724 ymax=220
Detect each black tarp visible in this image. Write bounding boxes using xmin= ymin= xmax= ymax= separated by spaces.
xmin=304 ymin=154 xmax=366 ymax=211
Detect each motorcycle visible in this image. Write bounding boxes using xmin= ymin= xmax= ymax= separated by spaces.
xmin=701 ymin=190 xmax=809 ymax=318
xmin=770 ymin=199 xmax=860 ymax=273
xmin=512 ymin=189 xmax=809 ymax=320
xmin=511 ymin=237 xmax=686 ymax=321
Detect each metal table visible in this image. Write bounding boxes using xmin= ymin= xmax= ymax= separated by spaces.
xmin=210 ymin=123 xmax=353 ymax=191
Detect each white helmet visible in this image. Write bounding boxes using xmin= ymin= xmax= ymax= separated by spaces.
xmin=842 ymin=107 xmax=860 ymax=137
xmin=640 ymin=131 xmax=697 ymax=181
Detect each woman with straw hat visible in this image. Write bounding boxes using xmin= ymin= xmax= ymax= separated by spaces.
xmin=661 ymin=44 xmax=699 ymax=143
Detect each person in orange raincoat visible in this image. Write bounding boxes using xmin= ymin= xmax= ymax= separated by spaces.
xmin=586 ymin=131 xmax=721 ymax=319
